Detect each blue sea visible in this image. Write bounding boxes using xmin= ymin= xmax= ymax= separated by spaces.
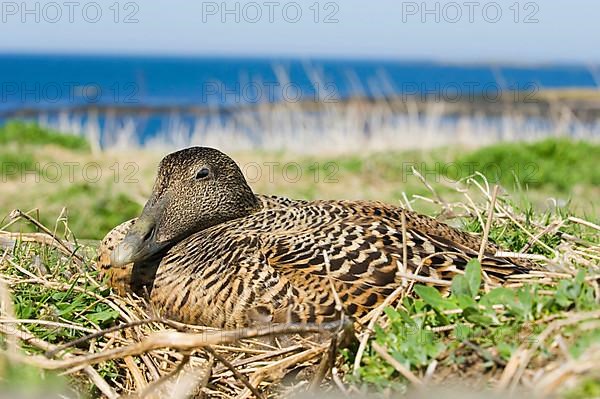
xmin=1 ymin=54 xmax=599 ymax=146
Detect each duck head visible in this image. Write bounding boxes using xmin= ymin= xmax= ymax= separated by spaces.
xmin=110 ymin=147 xmax=259 ymax=266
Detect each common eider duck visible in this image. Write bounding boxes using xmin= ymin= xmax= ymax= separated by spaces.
xmin=98 ymin=147 xmax=532 ymax=328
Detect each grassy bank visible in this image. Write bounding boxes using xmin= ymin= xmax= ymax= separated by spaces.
xmin=1 ymin=122 xmax=598 ymax=240
xmin=0 ymin=122 xmax=599 ymax=398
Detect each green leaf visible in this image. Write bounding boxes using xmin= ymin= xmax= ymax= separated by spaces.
xmin=414 ymin=285 xmax=454 ymax=310
xmin=455 ymin=294 xmax=477 ymax=310
xmin=451 ymin=275 xmax=471 ymax=299
xmin=88 ymin=309 xmax=119 ymax=325
xmin=454 ymin=323 xmax=473 ymax=341
xmin=497 ymin=342 xmax=515 ymax=360
xmin=515 ymin=287 xmax=535 ymax=320
xmin=463 ymin=307 xmax=494 ymax=327
xmin=481 ymin=287 xmax=516 ymax=307
xmin=555 ymin=281 xmax=574 ymax=308
xmin=575 ymin=269 xmax=585 ymax=286
xmin=569 ymin=328 xmax=600 ymax=359
xmin=465 ymin=259 xmax=482 ymax=297
xmin=383 ymin=306 xmax=400 ymax=322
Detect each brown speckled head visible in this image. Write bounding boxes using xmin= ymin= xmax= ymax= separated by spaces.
xmin=111 ymin=147 xmax=260 ymax=266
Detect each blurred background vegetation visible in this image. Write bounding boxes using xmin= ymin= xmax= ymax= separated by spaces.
xmin=1 ymin=121 xmax=597 ymax=240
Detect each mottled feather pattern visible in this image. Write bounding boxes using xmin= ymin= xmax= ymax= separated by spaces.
xmin=98 ymin=218 xmax=137 ymax=295
xmin=98 ymin=194 xmax=530 ymax=328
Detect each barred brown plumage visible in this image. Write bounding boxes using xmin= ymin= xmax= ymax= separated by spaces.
xmin=97 ymin=147 xmax=534 ymax=328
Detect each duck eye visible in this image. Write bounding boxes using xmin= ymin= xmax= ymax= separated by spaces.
xmin=195 ymin=167 xmax=210 ymax=180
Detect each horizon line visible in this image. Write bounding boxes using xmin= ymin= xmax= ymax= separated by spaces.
xmin=1 ymin=50 xmax=598 ymax=68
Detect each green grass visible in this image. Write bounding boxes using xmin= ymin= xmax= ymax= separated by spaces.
xmin=341 ymin=189 xmax=600 ymax=396
xmin=1 ymin=239 xmax=120 ymax=397
xmin=299 ymin=139 xmax=600 ymax=194
xmin=0 ymin=121 xmax=89 ymax=151
xmin=0 ymin=122 xmax=90 ymax=185
xmin=351 ymin=264 xmax=598 ymax=390
xmin=349 ymin=211 xmax=599 ymax=397
xmin=1 ymin=122 xmax=598 ymax=240
xmin=0 ymin=122 xmax=143 ymax=239
xmin=449 ymin=138 xmax=600 ymax=192
xmin=46 ymin=184 xmax=142 ymax=240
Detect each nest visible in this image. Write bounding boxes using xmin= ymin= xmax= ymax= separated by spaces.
xmin=0 ymin=177 xmax=599 ymax=398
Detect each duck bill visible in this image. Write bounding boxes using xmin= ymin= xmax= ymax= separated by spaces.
xmin=110 ymin=197 xmax=170 ymax=267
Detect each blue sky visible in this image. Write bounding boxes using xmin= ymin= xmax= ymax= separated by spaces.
xmin=0 ymin=0 xmax=598 ymax=63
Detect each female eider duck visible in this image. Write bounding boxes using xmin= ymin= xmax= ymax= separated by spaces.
xmin=98 ymin=147 xmax=532 ymax=328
